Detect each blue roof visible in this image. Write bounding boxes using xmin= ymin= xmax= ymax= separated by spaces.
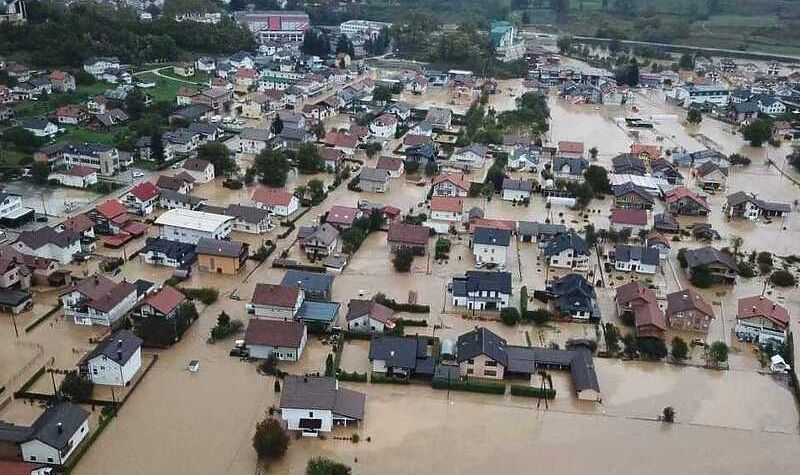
xmin=296 ymin=300 xmax=341 ymax=324
xmin=281 ymin=270 xmax=333 ymax=294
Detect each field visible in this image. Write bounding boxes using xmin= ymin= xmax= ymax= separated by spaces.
xmin=56 ymin=125 xmax=123 ymax=146
xmin=135 ymin=70 xmax=204 ymax=103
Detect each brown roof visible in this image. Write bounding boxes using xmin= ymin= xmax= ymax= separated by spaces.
xmin=346 ymin=299 xmax=395 ymax=325
xmin=610 ymin=208 xmax=648 ymax=226
xmin=244 ymin=319 xmax=305 ymax=348
xmin=431 ymin=173 xmax=470 ymax=191
xmin=143 ymin=286 xmax=186 ymax=315
xmin=376 ymin=155 xmax=404 ymax=171
xmin=387 ymin=223 xmax=430 ymax=246
xmin=326 ymin=206 xmax=360 ymax=226
xmin=62 ymin=214 xmax=94 ymax=233
xmin=252 ymin=187 xmax=293 ymax=207
xmin=558 ymin=140 xmax=584 ymax=154
xmin=737 ymin=295 xmax=789 ymax=328
xmin=403 ymin=134 xmax=432 ymax=147
xmin=95 ymin=199 xmax=127 ymax=220
xmin=183 ymin=158 xmax=212 ymax=172
xmin=430 ymin=197 xmax=463 ymax=213
xmin=251 ymin=283 xmax=300 ymax=308
xmin=616 ymin=282 xmax=666 ymax=331
xmin=666 ymin=288 xmax=714 ymax=319
xmin=62 ymin=275 xmax=137 ymax=313
xmin=630 ymin=143 xmax=662 ymax=159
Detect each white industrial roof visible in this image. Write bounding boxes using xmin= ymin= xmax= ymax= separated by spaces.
xmin=155 ymin=208 xmax=233 ymax=232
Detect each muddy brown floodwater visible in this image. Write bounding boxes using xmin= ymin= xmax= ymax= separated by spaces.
xmin=33 ymin=63 xmax=800 ymax=475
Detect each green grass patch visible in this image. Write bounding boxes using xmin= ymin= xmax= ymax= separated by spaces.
xmin=370 ymin=373 xmax=411 ymax=385
xmin=432 ymin=378 xmax=506 ymax=395
xmin=56 ymin=126 xmax=122 ymax=145
xmin=135 ymin=72 xmax=203 ymax=103
xmin=510 ymin=385 xmax=556 ymax=399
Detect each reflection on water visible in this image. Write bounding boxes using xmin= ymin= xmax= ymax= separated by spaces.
xmin=3 ymin=182 xmax=99 ymax=217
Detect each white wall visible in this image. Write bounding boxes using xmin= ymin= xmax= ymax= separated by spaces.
xmin=347 ymin=315 xmax=386 ymax=332
xmin=87 ymin=347 xmax=141 ymax=386
xmin=160 ymin=223 xmax=231 ymax=244
xmin=502 ymin=189 xmax=530 ymax=201
xmin=473 ymin=243 xmax=508 ymax=266
xmin=21 ymin=419 xmax=89 ymax=465
xmin=282 ymin=408 xmax=333 ymax=433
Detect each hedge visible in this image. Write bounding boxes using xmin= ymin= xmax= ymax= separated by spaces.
xmin=431 ymin=379 xmax=506 ymax=395
xmin=179 ymin=287 xmax=218 ymax=305
xmin=337 ymin=370 xmax=368 ymax=382
xmin=510 ymin=385 xmax=556 ymax=399
xmin=341 ymin=331 xmax=372 ymax=341
xmin=374 ymin=294 xmax=430 ymax=314
xmin=395 ymin=318 xmax=428 ymax=327
xmin=370 ymin=373 xmax=411 ymax=385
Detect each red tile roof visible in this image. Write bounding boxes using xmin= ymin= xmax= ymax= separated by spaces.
xmin=252 ymin=283 xmax=300 ymax=308
xmin=630 ymin=143 xmax=662 ymax=159
xmin=430 ymin=197 xmax=463 ymax=213
xmin=431 ymin=173 xmax=470 ymax=192
xmin=471 ymin=218 xmax=516 ymax=233
xmin=737 ymin=296 xmax=789 ymax=328
xmin=252 ymin=187 xmax=293 ymax=207
xmin=387 ymin=223 xmax=430 ymax=246
xmin=129 ymin=181 xmax=159 ymax=202
xmin=610 ymin=208 xmax=648 ymax=226
xmin=62 ymin=166 xmax=96 ymax=177
xmin=245 ymin=319 xmax=305 ymax=348
xmin=62 ymin=213 xmax=94 ymax=233
xmin=664 ymin=186 xmax=710 ymax=209
xmin=95 ymin=199 xmax=127 ymax=220
xmin=403 ymin=134 xmax=432 ymax=146
xmin=558 ymin=140 xmax=584 ymax=154
xmin=324 ymin=132 xmax=358 ymax=149
xmin=326 ymin=206 xmax=360 ymax=226
xmin=376 ymin=156 xmax=404 ymax=171
xmin=144 ymin=286 xmax=186 ymax=315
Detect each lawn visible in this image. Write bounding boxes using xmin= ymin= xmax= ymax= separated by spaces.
xmin=55 ymin=125 xmax=123 ymax=146
xmin=0 ymin=148 xmax=33 ymax=169
xmin=136 ymin=71 xmax=205 ymax=103
xmin=13 ymin=82 xmax=110 ymax=119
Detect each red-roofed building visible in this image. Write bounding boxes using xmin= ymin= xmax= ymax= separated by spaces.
xmin=403 ymin=134 xmax=432 ymax=148
xmin=387 ymin=223 xmax=431 ymax=255
xmin=0 ymin=460 xmax=52 ymax=475
xmin=610 ymin=208 xmax=650 ymax=232
xmin=137 ymin=285 xmax=187 ymax=320
xmin=325 ymin=206 xmax=362 ymax=230
xmin=249 ymin=283 xmax=303 ymax=319
xmin=615 ymin=282 xmax=666 ymax=339
xmin=54 ymin=105 xmax=87 ymax=125
xmin=431 ymin=173 xmax=470 ymax=197
xmin=89 ymin=200 xmax=130 ymax=235
xmin=630 ymin=143 xmax=662 ymax=163
xmin=736 ymin=295 xmax=790 ymax=343
xmin=369 ymin=113 xmax=398 ymax=140
xmin=470 ymin=218 xmax=516 ymax=234
xmin=429 ymin=197 xmax=463 ymax=233
xmin=123 ymin=181 xmax=160 ymax=215
xmin=376 ymin=156 xmax=405 ymax=178
xmin=48 ymin=166 xmax=98 ymax=189
xmin=665 ymin=186 xmax=710 ymax=216
xmin=558 ymin=140 xmax=584 ymax=157
xmin=251 ymin=188 xmax=299 ymax=217
xmin=323 ymin=132 xmax=358 ymax=155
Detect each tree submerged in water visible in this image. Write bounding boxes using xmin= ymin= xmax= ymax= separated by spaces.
xmin=662 ymin=406 xmax=676 ymax=423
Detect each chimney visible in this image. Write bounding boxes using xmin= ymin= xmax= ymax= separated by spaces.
xmin=772 ymin=303 xmax=776 ymax=310
xmin=117 ymin=339 xmax=123 ymax=347
xmin=117 ymin=350 xmax=123 ymax=361
xmin=57 ymin=422 xmax=63 ymax=434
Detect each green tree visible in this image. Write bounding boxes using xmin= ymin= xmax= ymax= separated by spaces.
xmin=519 ymin=286 xmax=528 ymax=315
xmin=392 ymin=248 xmax=414 ymax=272
xmin=769 ymin=269 xmax=797 ymax=287
xmin=584 ymin=224 xmax=598 ymax=247
xmin=583 ymin=165 xmax=611 ymax=194
xmin=637 ymin=337 xmax=668 ymax=360
xmin=741 ymin=119 xmax=772 ymax=147
xmin=197 ymin=141 xmax=236 ymax=176
xmin=687 ymin=108 xmax=702 ymax=125
xmin=59 ymin=370 xmax=94 ymax=400
xmin=270 ymin=114 xmax=283 ymax=136
xmin=556 ymin=35 xmax=573 ymax=53
xmin=604 ymin=323 xmax=621 ymax=352
xmin=307 ymin=178 xmax=326 ymax=204
xmin=708 ymin=341 xmax=728 ymax=365
xmin=365 ymin=142 xmax=382 ymax=159
xmin=678 ymin=53 xmax=695 ymax=70
xmin=31 ymin=162 xmax=50 ymax=184
xmin=307 ymin=457 xmax=352 ymax=475
xmin=671 ymin=337 xmax=689 ymax=360
xmin=690 ymin=264 xmax=714 ymax=288
xmin=325 ymin=353 xmax=334 ymax=377
xmin=125 ymin=88 xmax=146 ymax=119
xmin=255 ymin=149 xmax=291 ymax=187
xmin=150 ymin=131 xmax=165 ymax=163
xmin=372 ymin=85 xmax=393 ymax=103
xmin=3 ymin=127 xmax=44 ymax=153
xmin=296 ymin=143 xmax=324 ymax=174
xmin=529 ymin=308 xmax=552 ymax=325
xmin=424 ymin=161 xmax=439 ymax=177
xmin=311 ymin=122 xmax=326 ymax=141
xmin=252 ymin=417 xmax=289 ymax=459
xmin=500 ymin=307 xmax=520 ymax=326
xmin=341 ymin=227 xmax=366 ymax=254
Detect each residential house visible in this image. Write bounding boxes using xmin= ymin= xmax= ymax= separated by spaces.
xmin=558 ymin=141 xmax=584 ymax=158
xmin=431 ymin=173 xmax=470 ymax=197
xmin=735 ymin=295 xmax=789 ymax=344
xmin=650 ymin=158 xmax=684 ymax=185
xmin=53 ymin=105 xmax=87 ymax=125
xmin=630 ymin=143 xmax=661 ymax=164
xmin=665 ymin=187 xmax=711 ymax=216
xmin=666 ymin=288 xmax=714 ymax=332
xmin=323 ymin=132 xmax=358 ymax=156
xmin=244 ymin=319 xmax=307 ymax=361
xmin=122 ymin=181 xmax=159 ymax=216
xmin=195 ymin=238 xmax=248 ymax=274
xmin=251 ymin=188 xmax=300 ymax=217
xmin=13 ymin=227 xmax=81 ymax=264
xmin=501 ymin=178 xmax=533 ymax=202
xmin=320 ymin=148 xmax=344 ymax=171
xmin=158 ymin=189 xmax=206 ymax=211
xmin=369 ymin=113 xmax=398 ymax=140
xmin=280 ymin=270 xmax=333 ymax=301
xmin=549 ymin=273 xmax=600 ymax=322
xmin=58 ymin=214 xmax=96 ymax=253
xmin=155 ymin=208 xmax=233 ymax=244
xmin=613 ymin=182 xmax=655 ymax=210
xmin=139 ymin=238 xmax=196 ymax=268
xmin=405 ymin=142 xmax=438 ymax=165
xmin=49 ymin=70 xmax=76 ymax=92
xmin=427 ymin=197 xmax=463 ymax=234
xmin=136 ymin=285 xmax=187 ymax=321
xmin=21 ymin=118 xmax=58 ymax=138
xmin=0 ymin=287 xmax=32 ymax=315
xmin=552 ymin=156 xmax=589 ymax=180
xmin=728 ymin=101 xmax=759 ymax=124
xmin=424 ymin=107 xmax=452 ymax=130
xmin=611 ymin=153 xmax=646 ymax=175
xmin=471 ymin=227 xmax=511 ymax=267
xmin=645 ymin=233 xmax=671 ymax=260
xmin=87 ymin=200 xmax=130 ymax=235
xmin=182 ymin=158 xmax=215 ymax=183
xmin=724 ymin=191 xmax=792 ymax=221
xmin=346 ymin=298 xmax=396 ymax=333
xmin=0 ymin=403 xmax=89 ymax=465
xmin=325 ymin=206 xmax=362 ymax=231
xmin=279 ymin=375 xmax=366 ymax=436
xmin=615 ymin=282 xmax=666 ymax=339
xmin=542 ymin=231 xmax=590 ymax=271
xmin=224 ymin=204 xmax=271 ymax=234
xmin=609 ymin=208 xmax=649 ymax=233
xmin=387 ymin=223 xmax=430 ymax=255
xmin=451 ymin=144 xmax=488 ymax=169
xmin=375 ymin=156 xmax=404 ymax=178
xmin=238 ymin=127 xmax=272 ymax=155
xmin=613 ymin=245 xmax=659 ymax=274
xmin=369 ymin=335 xmax=436 ymax=377
xmin=507 ymin=145 xmax=542 ymax=172
xmin=684 ymin=246 xmax=737 ymax=285
xmin=450 ymin=271 xmax=512 ymax=311
xmin=47 ymin=166 xmax=97 ymax=189
xmin=78 ymin=330 xmax=142 ymax=386
xmin=672 ymin=149 xmax=728 ymax=168
xmin=517 ymin=221 xmax=566 ymax=243
xmin=695 ymin=161 xmax=728 ymax=190
xmin=358 ymin=168 xmax=391 ymax=193
xmin=654 ymin=213 xmax=680 ymax=233
xmin=248 ymin=283 xmax=304 ymax=320
xmin=298 ymin=224 xmax=340 ymax=259
xmin=60 ymin=275 xmax=137 ymax=326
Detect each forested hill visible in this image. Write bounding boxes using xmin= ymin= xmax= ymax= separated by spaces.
xmin=0 ymin=1 xmax=255 ymax=67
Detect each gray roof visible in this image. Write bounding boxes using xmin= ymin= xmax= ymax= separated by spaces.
xmin=141 ymin=238 xmax=196 ymax=262
xmin=570 ymin=347 xmax=600 ymax=392
xmin=543 ymin=231 xmax=589 ymax=257
xmin=183 ymin=158 xmax=212 ymax=172
xmin=225 ymin=204 xmax=270 ymax=224
xmin=195 ymin=238 xmax=246 ymax=258
xmin=299 ymin=223 xmax=339 ymax=246
xmin=456 ymin=327 xmax=507 ymax=365
xmin=425 ymin=106 xmax=452 ymax=126
xmin=0 ymin=403 xmax=89 ymax=448
xmin=358 ymin=167 xmax=390 ymax=183
xmin=159 ymin=189 xmax=206 ymax=206
xmin=80 ymin=329 xmax=142 ymax=366
xmin=613 ymin=182 xmax=655 ymax=203
xmin=280 ymin=375 xmax=365 ymax=420
xmin=240 ymin=127 xmax=271 ymax=141
xmin=0 ymin=289 xmax=31 ymax=307
xmin=368 ymin=335 xmax=427 ymax=370
xmin=281 ymin=270 xmax=333 ymax=294
xmin=611 ymin=153 xmax=646 ymax=175
xmin=501 ymin=178 xmax=533 ymax=192
xmin=615 ymin=245 xmax=659 ymax=267
xmin=517 ymin=221 xmax=566 ymax=237
xmin=684 ymin=246 xmax=737 ymax=271
xmin=451 ymin=271 xmax=512 ymax=297
xmin=17 ymin=226 xmax=80 ymax=250
xmin=654 ymin=213 xmax=680 ymax=232
xmin=550 ymin=273 xmax=600 ymax=317
xmin=553 ymin=156 xmax=589 ymax=175
xmin=473 ymin=227 xmax=511 ymax=247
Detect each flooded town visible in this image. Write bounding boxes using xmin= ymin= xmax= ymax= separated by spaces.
xmin=2 ymin=3 xmax=800 ymax=475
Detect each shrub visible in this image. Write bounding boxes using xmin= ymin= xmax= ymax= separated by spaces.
xmin=252 ymin=417 xmax=289 ymax=459
xmin=209 ymin=311 xmax=243 ymax=341
xmin=527 ymin=308 xmax=552 ymax=325
xmin=431 ymin=379 xmax=505 ymax=394
xmin=59 ymin=370 xmax=94 ymax=401
xmin=637 ymin=337 xmax=668 ymax=360
xmin=510 ymin=385 xmax=556 ymax=399
xmin=769 ymin=269 xmax=797 ymax=287
xmin=274 ymin=380 xmax=281 ymax=392
xmin=671 ymin=337 xmax=688 ymax=360
xmin=370 ymin=373 xmax=411 ymax=385
xmin=307 ymin=457 xmax=352 ymax=475
xmin=620 ymin=312 xmax=635 ymax=327
xmin=500 ymin=307 xmax=520 ymax=326
xmin=394 ymin=318 xmax=427 ymax=327
xmin=392 ymin=248 xmax=414 ymax=272
xmin=180 ymin=287 xmax=218 ymax=305
xmin=708 ymin=341 xmax=729 ymax=365
xmin=373 ymin=293 xmax=430 ymax=313
xmin=662 ymin=406 xmax=676 ymax=423
xmin=677 ymin=248 xmax=687 ymax=268
xmin=337 ymin=370 xmax=367 ymax=382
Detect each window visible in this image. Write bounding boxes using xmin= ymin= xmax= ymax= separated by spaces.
xmin=485 ymin=360 xmax=497 ymax=367
xmin=484 ymin=369 xmax=497 ymax=377
xmin=30 ymin=456 xmax=36 ymax=461
xmin=309 ymin=411 xmax=313 ymax=417
xmin=467 ymin=359 xmax=474 ymax=365
xmin=466 ymin=368 xmax=474 ymax=375
xmin=48 ymin=457 xmax=54 ymax=463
